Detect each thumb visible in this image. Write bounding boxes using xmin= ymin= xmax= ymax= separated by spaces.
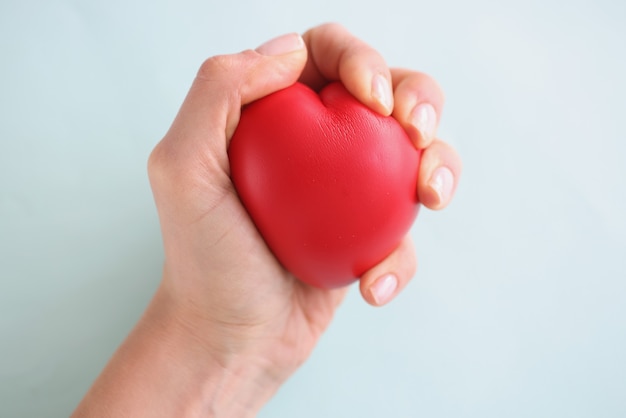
xmin=149 ymin=33 xmax=306 ymax=220
xmin=166 ymin=33 xmax=307 ymax=149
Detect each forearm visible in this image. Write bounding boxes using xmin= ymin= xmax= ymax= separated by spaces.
xmin=72 ymin=284 xmax=280 ymax=418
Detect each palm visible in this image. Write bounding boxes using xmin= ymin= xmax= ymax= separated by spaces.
xmin=206 ymin=183 xmax=348 ymax=368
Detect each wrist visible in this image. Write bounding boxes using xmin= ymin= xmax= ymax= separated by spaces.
xmin=145 ymin=283 xmax=284 ymax=417
xmin=73 ymin=281 xmax=284 ymax=418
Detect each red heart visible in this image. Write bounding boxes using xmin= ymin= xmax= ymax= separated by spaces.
xmin=229 ymin=82 xmax=421 ymax=289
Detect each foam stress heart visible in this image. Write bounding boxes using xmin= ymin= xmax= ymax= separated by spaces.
xmin=229 ymin=82 xmax=421 ymax=289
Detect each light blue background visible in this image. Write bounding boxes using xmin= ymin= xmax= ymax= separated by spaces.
xmin=1 ymin=0 xmax=625 ymax=417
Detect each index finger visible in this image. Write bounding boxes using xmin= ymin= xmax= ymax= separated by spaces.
xmin=300 ymin=23 xmax=394 ymax=116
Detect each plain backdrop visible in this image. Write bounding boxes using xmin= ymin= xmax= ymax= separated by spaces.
xmin=1 ymin=0 xmax=625 ymax=417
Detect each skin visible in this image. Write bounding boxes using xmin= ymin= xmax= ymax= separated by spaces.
xmin=72 ymin=23 xmax=462 ymax=417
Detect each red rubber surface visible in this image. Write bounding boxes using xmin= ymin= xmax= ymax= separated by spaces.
xmin=229 ymin=82 xmax=421 ymax=288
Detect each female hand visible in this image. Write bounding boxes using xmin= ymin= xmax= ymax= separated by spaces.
xmin=73 ymin=23 xmax=462 ymax=417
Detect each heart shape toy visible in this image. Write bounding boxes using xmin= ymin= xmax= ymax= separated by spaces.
xmin=229 ymin=82 xmax=421 ymax=289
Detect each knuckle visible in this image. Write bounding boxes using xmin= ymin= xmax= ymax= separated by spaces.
xmin=409 ymin=255 xmax=418 ymax=278
xmin=197 ymin=55 xmax=233 ymax=80
xmin=196 ymin=50 xmax=259 ymax=84
xmin=197 ymin=53 xmax=243 ymax=80
xmin=147 ymin=139 xmax=203 ymax=204
xmin=147 ymin=140 xmax=172 ymax=184
xmin=147 ymin=138 xmax=199 ymax=192
xmin=321 ymin=22 xmax=347 ymax=33
xmin=414 ymin=73 xmax=445 ymax=103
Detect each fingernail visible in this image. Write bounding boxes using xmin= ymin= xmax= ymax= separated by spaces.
xmin=371 ymin=274 xmax=398 ymax=305
xmin=429 ymin=166 xmax=454 ymax=206
xmin=371 ymin=74 xmax=393 ymax=114
xmin=256 ymin=33 xmax=305 ymax=56
xmin=410 ymin=103 xmax=437 ymax=145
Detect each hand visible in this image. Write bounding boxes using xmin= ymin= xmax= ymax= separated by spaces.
xmin=73 ymin=23 xmax=462 ymax=417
